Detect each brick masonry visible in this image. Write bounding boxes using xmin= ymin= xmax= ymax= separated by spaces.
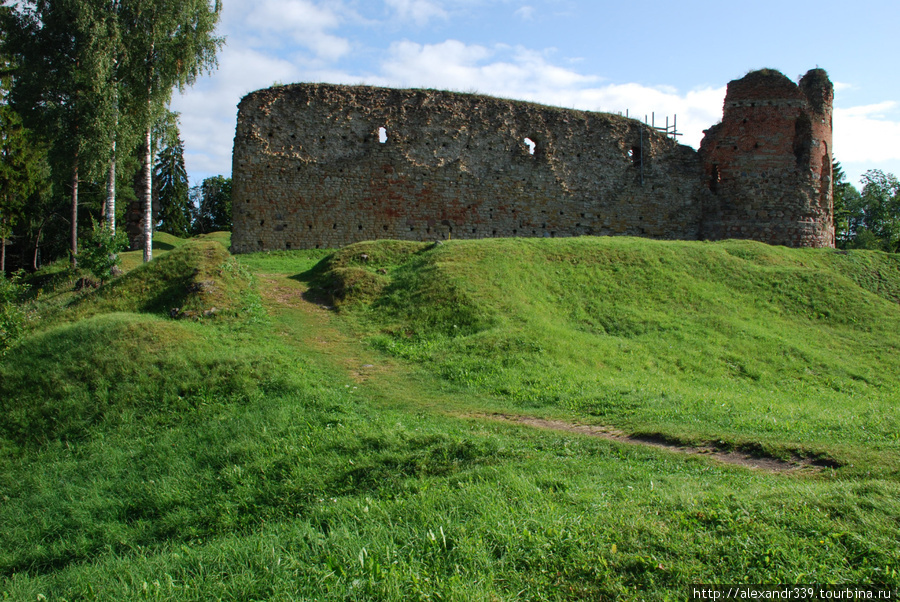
xmin=230 ymin=68 xmax=834 ymax=253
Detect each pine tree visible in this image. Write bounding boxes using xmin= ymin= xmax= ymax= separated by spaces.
xmin=153 ymin=117 xmax=193 ymax=238
xmin=3 ymin=0 xmax=119 ymax=266
xmin=1 ymin=36 xmax=49 ymax=274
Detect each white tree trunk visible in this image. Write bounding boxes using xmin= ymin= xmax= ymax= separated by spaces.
xmin=142 ymin=125 xmax=153 ymax=262
xmin=106 ymin=139 xmax=116 ymax=234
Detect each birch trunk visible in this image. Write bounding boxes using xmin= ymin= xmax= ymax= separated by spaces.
xmin=106 ymin=139 xmax=116 ymax=234
xmin=142 ymin=124 xmax=152 ymax=262
xmin=106 ymin=79 xmax=118 ymax=234
xmin=71 ymin=157 xmax=79 ymax=267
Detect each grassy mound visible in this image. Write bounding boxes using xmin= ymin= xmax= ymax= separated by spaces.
xmin=80 ymin=240 xmax=255 ymax=319
xmin=0 ymin=312 xmax=292 ymax=446
xmin=313 ymin=237 xmax=900 ymax=471
xmin=21 ymin=238 xmax=261 ymax=332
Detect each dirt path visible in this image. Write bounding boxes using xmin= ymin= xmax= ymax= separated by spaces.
xmin=476 ymin=413 xmax=836 ymax=473
xmin=256 ymin=273 xmax=393 ymax=384
xmin=255 ymin=272 xmax=833 ymax=474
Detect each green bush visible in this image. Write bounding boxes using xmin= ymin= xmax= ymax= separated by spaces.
xmin=78 ymin=219 xmax=128 ymax=283
xmin=0 ymin=270 xmax=29 ymax=354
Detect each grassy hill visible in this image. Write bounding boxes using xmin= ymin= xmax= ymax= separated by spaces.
xmin=1 ymin=235 xmax=898 ymax=600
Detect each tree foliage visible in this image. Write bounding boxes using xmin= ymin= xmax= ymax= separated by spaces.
xmin=832 ymin=160 xmax=861 ymax=249
xmin=0 ymin=48 xmax=50 ymax=274
xmin=0 ymin=0 xmax=223 ymax=271
xmin=78 ymin=218 xmax=127 ymax=283
xmin=192 ymin=175 xmax=231 ymax=233
xmin=842 ymin=170 xmax=900 ymax=252
xmin=153 ymin=115 xmax=193 ymax=238
xmin=4 ymin=0 xmax=121 ymax=265
xmin=117 ymin=0 xmax=223 ymax=261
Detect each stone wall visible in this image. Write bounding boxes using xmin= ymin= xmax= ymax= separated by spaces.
xmin=231 ymin=68 xmax=833 ymax=252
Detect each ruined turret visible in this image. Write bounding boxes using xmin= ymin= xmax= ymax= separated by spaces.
xmin=699 ymin=68 xmax=834 ymax=247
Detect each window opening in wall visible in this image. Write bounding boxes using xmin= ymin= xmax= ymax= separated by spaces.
xmin=524 ymin=137 xmax=536 ymax=155
xmin=630 ymin=146 xmax=641 ymax=168
xmin=378 ymin=127 xmax=388 ymax=143
xmin=709 ymin=164 xmax=720 ymax=193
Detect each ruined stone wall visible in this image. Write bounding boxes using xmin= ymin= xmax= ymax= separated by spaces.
xmin=699 ymin=69 xmax=834 ymax=247
xmin=231 ymin=84 xmax=706 ymax=252
xmin=231 ymin=69 xmax=834 ymax=253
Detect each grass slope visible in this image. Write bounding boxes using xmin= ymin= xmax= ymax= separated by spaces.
xmin=317 ymin=237 xmax=900 ymax=474
xmin=1 ymin=236 xmax=898 ymax=600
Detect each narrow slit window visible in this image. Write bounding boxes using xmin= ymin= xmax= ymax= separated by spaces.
xmin=378 ymin=127 xmax=388 ymax=144
xmin=524 ymin=137 xmax=536 ymax=155
xmin=709 ymin=164 xmax=720 ymax=193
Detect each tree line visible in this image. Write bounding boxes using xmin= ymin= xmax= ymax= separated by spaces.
xmin=833 ymin=162 xmax=900 ymax=253
xmin=0 ymin=0 xmax=228 ymax=275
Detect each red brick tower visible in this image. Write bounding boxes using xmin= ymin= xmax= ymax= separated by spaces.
xmin=699 ymin=68 xmax=834 ymax=247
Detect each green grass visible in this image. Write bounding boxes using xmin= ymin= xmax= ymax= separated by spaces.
xmin=314 ymin=238 xmax=900 ymax=475
xmin=1 ymin=235 xmax=899 ymax=600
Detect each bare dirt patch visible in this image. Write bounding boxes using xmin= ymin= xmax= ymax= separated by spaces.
xmin=477 ymin=413 xmax=837 ymax=473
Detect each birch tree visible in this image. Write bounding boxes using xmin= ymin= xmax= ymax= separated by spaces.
xmin=118 ymin=0 xmax=222 ymax=262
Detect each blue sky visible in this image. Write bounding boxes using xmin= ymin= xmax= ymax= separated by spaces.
xmin=172 ymin=0 xmax=900 ymax=190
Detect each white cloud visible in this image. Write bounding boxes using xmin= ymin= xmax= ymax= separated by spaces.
xmin=380 ymin=40 xmax=597 ymax=96
xmin=385 ymin=0 xmax=447 ymax=25
xmin=515 ymin=6 xmax=535 ymax=21
xmin=833 ymin=101 xmax=900 ymax=185
xmin=834 ymin=102 xmax=900 ymax=164
xmin=378 ymin=40 xmax=722 ymax=150
xmin=242 ymin=0 xmax=351 ymax=61
xmin=832 ymin=81 xmax=853 ymax=93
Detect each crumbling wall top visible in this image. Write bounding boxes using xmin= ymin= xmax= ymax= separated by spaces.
xmin=725 ymin=69 xmax=806 ymax=103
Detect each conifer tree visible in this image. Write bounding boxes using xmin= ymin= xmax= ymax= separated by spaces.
xmin=153 ymin=116 xmax=193 ymax=238
xmin=3 ymin=0 xmax=118 ymax=266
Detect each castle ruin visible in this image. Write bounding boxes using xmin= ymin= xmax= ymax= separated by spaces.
xmin=230 ymin=68 xmax=834 ymax=253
